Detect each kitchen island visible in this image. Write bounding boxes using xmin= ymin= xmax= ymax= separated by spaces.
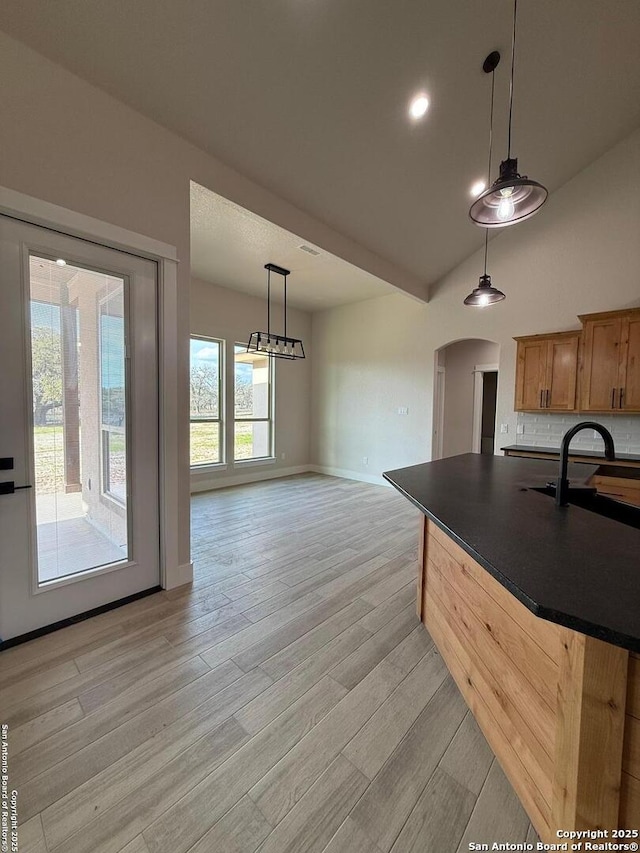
xmin=384 ymin=454 xmax=640 ymax=842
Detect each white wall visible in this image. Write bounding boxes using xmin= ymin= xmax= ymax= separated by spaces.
xmin=440 ymin=339 xmax=499 ymax=458
xmin=312 ymin=126 xmax=640 ymax=479
xmin=190 ymin=278 xmax=312 ymax=490
xmin=311 ymin=294 xmax=432 ymax=482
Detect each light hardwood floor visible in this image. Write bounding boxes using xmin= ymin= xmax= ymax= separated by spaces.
xmin=2 ymin=473 xmax=538 ymax=853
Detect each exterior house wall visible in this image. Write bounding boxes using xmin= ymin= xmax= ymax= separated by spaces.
xmin=73 ymin=275 xmax=128 ymax=548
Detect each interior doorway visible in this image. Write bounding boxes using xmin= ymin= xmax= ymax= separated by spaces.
xmin=472 ymin=365 xmax=499 ymax=455
xmin=432 ymin=366 xmax=446 ymax=460
xmin=434 ymin=339 xmax=499 ymax=459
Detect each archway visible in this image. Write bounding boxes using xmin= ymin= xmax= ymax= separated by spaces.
xmin=433 ymin=338 xmax=500 ymax=459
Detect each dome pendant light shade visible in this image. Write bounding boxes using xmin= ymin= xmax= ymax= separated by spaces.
xmin=464 ymin=273 xmax=505 ymax=307
xmin=469 ymin=157 xmax=548 ymax=227
xmin=469 ymin=0 xmax=547 ymax=228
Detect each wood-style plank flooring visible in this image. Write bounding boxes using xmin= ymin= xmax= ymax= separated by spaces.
xmin=2 ymin=473 xmax=538 ymax=852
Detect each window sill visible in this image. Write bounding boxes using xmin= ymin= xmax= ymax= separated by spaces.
xmin=190 ymin=463 xmax=228 ymax=474
xmin=233 ymin=457 xmax=277 ymax=468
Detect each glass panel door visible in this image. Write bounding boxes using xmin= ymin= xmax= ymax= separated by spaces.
xmin=29 ymin=257 xmax=130 ymax=583
xmin=0 ymin=217 xmax=159 ymax=642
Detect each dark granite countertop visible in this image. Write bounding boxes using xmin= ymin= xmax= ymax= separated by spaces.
xmin=383 ymin=454 xmax=640 ymax=653
xmin=502 ymin=444 xmax=640 ymax=463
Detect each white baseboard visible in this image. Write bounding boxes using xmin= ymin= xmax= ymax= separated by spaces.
xmin=309 ymin=465 xmax=391 ymax=487
xmin=190 ymin=464 xmax=313 ymax=493
xmin=164 ymin=561 xmax=194 ymax=590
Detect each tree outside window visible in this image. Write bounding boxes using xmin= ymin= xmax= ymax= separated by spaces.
xmin=190 ymin=337 xmax=222 ymax=466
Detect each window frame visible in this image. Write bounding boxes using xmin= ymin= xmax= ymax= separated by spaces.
xmin=189 ymin=335 xmax=224 ymax=468
xmin=233 ymin=343 xmax=275 ymax=463
xmin=98 ymin=284 xmax=128 ymax=507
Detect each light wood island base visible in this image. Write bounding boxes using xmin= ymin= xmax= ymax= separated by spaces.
xmin=417 ymin=516 xmax=640 ymax=841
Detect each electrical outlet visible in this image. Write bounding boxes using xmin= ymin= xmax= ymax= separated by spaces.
xmin=516 ymin=424 xmax=525 ymax=435
xmin=362 ymin=456 xmax=369 ymax=465
xmin=397 ymin=406 xmax=408 ymax=416
xmin=280 ymin=452 xmax=286 ymax=461
xmin=500 ymin=424 xmax=509 ymax=434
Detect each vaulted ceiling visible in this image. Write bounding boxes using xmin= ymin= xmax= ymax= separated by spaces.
xmin=2 ymin=0 xmax=639 ymax=294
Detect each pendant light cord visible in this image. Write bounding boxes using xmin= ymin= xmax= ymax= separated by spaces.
xmin=484 ymin=58 xmax=497 ymax=277
xmin=483 ymin=231 xmax=489 ymax=277
xmin=487 ymin=62 xmax=495 ymax=187
xmin=507 ymin=0 xmax=518 ymax=160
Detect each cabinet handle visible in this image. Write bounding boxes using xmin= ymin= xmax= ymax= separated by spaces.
xmin=540 ymin=389 xmax=544 ymax=408
xmin=546 ymin=389 xmax=550 ymax=408
xmin=620 ymin=388 xmax=624 ymax=409
xmin=611 ymin=388 xmax=616 ymax=409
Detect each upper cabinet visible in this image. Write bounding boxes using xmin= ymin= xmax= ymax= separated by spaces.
xmin=514 ymin=331 xmax=580 ymax=412
xmin=579 ymin=308 xmax=640 ymax=413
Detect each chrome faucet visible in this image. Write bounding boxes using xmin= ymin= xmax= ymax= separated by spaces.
xmin=556 ymin=421 xmax=615 ymax=507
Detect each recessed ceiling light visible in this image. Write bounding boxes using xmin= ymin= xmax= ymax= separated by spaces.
xmin=409 ymin=93 xmax=430 ymax=120
xmin=55 ymin=258 xmax=67 ymax=266
xmin=470 ymin=181 xmax=486 ymax=197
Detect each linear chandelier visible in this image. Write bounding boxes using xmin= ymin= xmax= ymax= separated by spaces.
xmin=246 ymin=263 xmax=305 ymax=360
xmin=469 ymin=0 xmax=547 ymax=227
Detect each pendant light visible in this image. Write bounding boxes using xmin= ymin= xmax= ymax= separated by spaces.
xmin=464 ymin=237 xmax=505 ymax=307
xmin=246 ymin=263 xmax=305 ymax=360
xmin=464 ymin=52 xmax=506 ymax=307
xmin=469 ymin=0 xmax=547 ymax=228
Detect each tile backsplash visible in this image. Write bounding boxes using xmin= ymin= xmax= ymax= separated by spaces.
xmin=515 ymin=413 xmax=640 ymax=455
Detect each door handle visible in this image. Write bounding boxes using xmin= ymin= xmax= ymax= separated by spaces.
xmin=0 ymin=482 xmax=33 ymax=495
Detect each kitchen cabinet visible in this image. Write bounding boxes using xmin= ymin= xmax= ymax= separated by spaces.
xmin=590 ymin=469 xmax=640 ymax=507
xmin=514 ymin=331 xmax=580 ymax=412
xmin=579 ymin=308 xmax=640 ymax=412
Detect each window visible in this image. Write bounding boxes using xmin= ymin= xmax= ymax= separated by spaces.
xmin=234 ymin=345 xmax=273 ymax=460
xmin=99 ymin=286 xmax=127 ymax=503
xmin=190 ymin=337 xmax=223 ymax=466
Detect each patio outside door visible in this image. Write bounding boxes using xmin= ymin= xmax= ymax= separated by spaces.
xmin=0 ymin=217 xmax=160 ymax=642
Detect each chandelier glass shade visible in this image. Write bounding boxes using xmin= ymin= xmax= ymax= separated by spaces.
xmin=247 ymin=331 xmax=305 ymax=359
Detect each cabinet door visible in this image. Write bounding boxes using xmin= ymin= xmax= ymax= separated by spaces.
xmin=515 ymin=340 xmax=546 ymax=410
xmin=580 ymin=316 xmax=622 ymax=411
xmin=545 ymin=335 xmax=579 ymax=411
xmin=619 ymin=314 xmax=640 ymax=412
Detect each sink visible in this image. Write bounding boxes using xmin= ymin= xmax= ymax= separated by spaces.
xmin=530 ymin=484 xmax=640 ymax=530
